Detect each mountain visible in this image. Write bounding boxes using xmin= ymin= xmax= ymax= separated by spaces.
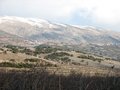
xmin=0 ymin=29 xmax=33 ymax=46
xmin=0 ymin=16 xmax=120 ymax=46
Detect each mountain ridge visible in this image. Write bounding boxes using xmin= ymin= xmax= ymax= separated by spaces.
xmin=0 ymin=16 xmax=120 ymax=46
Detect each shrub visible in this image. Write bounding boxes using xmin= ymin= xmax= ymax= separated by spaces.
xmin=44 ymin=52 xmax=72 ymax=62
xmin=105 ymin=57 xmax=111 ymax=60
xmin=77 ymin=55 xmax=103 ymax=62
xmin=78 ymin=55 xmax=88 ymax=59
xmin=72 ymin=62 xmax=81 ymax=65
xmin=24 ymin=58 xmax=39 ymax=62
xmin=21 ymin=48 xmax=34 ymax=55
xmin=0 ymin=48 xmax=4 ymax=51
xmin=61 ymin=57 xmax=71 ymax=62
xmin=0 ymin=69 xmax=119 ymax=90
xmin=34 ymin=45 xmax=58 ymax=54
xmin=9 ymin=59 xmax=15 ymax=62
xmin=81 ymin=60 xmax=84 ymax=62
xmin=5 ymin=45 xmax=19 ymax=53
xmin=0 ymin=62 xmax=34 ymax=68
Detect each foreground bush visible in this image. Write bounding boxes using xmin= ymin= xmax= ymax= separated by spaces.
xmin=0 ymin=69 xmax=120 ymax=90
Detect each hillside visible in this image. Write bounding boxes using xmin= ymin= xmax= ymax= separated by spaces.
xmin=0 ymin=16 xmax=120 ymax=45
xmin=0 ymin=16 xmax=120 ymax=60
xmin=0 ymin=45 xmax=120 ymax=75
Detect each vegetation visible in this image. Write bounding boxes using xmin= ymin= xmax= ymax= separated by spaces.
xmin=0 ymin=44 xmax=120 ymax=90
xmin=45 ymin=52 xmax=72 ymax=57
xmin=44 ymin=52 xmax=72 ymax=62
xmin=9 ymin=59 xmax=15 ymax=62
xmin=81 ymin=60 xmax=84 ymax=62
xmin=0 ymin=48 xmax=4 ymax=51
xmin=77 ymin=55 xmax=103 ymax=62
xmin=0 ymin=62 xmax=34 ymax=68
xmin=75 ymin=50 xmax=86 ymax=54
xmin=24 ymin=58 xmax=39 ymax=62
xmin=105 ymin=57 xmax=111 ymax=60
xmin=0 ymin=69 xmax=120 ymax=90
xmin=5 ymin=45 xmax=24 ymax=53
xmin=4 ymin=45 xmax=34 ymax=55
xmin=34 ymin=45 xmax=58 ymax=54
xmin=21 ymin=48 xmax=34 ymax=55
xmin=72 ymin=62 xmax=81 ymax=65
xmin=61 ymin=57 xmax=71 ymax=62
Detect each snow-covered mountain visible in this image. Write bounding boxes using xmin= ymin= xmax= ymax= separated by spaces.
xmin=0 ymin=16 xmax=120 ymax=45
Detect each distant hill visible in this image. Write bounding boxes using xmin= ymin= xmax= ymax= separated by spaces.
xmin=0 ymin=16 xmax=120 ymax=45
xmin=0 ymin=30 xmax=33 ymax=46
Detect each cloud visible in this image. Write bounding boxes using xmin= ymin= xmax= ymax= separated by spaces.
xmin=0 ymin=0 xmax=120 ymax=26
xmin=83 ymin=0 xmax=120 ymax=25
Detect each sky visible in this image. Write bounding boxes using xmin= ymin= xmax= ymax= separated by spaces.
xmin=0 ymin=0 xmax=120 ymax=31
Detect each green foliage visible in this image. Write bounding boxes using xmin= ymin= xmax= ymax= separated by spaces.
xmin=0 ymin=62 xmax=34 ymax=68
xmin=21 ymin=48 xmax=34 ymax=55
xmin=12 ymin=48 xmax=18 ymax=53
xmin=50 ymin=52 xmax=72 ymax=57
xmin=24 ymin=58 xmax=39 ymax=62
xmin=44 ymin=52 xmax=72 ymax=62
xmin=77 ymin=55 xmax=88 ymax=59
xmin=34 ymin=45 xmax=55 ymax=54
xmin=105 ymin=57 xmax=111 ymax=60
xmin=5 ymin=45 xmax=36 ymax=55
xmin=34 ymin=45 xmax=63 ymax=55
xmin=72 ymin=62 xmax=81 ymax=65
xmin=61 ymin=57 xmax=71 ymax=62
xmin=5 ymin=45 xmax=19 ymax=53
xmin=77 ymin=55 xmax=103 ymax=62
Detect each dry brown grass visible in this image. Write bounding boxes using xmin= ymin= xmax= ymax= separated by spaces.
xmin=0 ymin=52 xmax=37 ymax=62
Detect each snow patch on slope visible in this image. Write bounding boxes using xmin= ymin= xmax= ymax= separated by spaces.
xmin=0 ymin=16 xmax=50 ymax=28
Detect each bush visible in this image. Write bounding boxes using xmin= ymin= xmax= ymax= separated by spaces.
xmin=24 ymin=58 xmax=39 ymax=62
xmin=61 ymin=57 xmax=71 ymax=62
xmin=0 ymin=69 xmax=119 ymax=90
xmin=77 ymin=55 xmax=88 ymax=59
xmin=44 ymin=52 xmax=72 ymax=62
xmin=77 ymin=55 xmax=103 ymax=62
xmin=5 ymin=45 xmax=19 ymax=53
xmin=21 ymin=48 xmax=34 ymax=55
xmin=72 ymin=62 xmax=81 ymax=65
xmin=9 ymin=59 xmax=15 ymax=62
xmin=0 ymin=48 xmax=4 ymax=51
xmin=0 ymin=62 xmax=34 ymax=68
xmin=105 ymin=57 xmax=111 ymax=60
xmin=34 ymin=45 xmax=58 ymax=54
xmin=81 ymin=60 xmax=84 ymax=62
xmin=44 ymin=54 xmax=60 ymax=60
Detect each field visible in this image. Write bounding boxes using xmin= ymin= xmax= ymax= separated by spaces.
xmin=0 ymin=44 xmax=120 ymax=90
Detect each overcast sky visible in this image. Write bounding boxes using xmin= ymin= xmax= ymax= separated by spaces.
xmin=0 ymin=0 xmax=120 ymax=31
